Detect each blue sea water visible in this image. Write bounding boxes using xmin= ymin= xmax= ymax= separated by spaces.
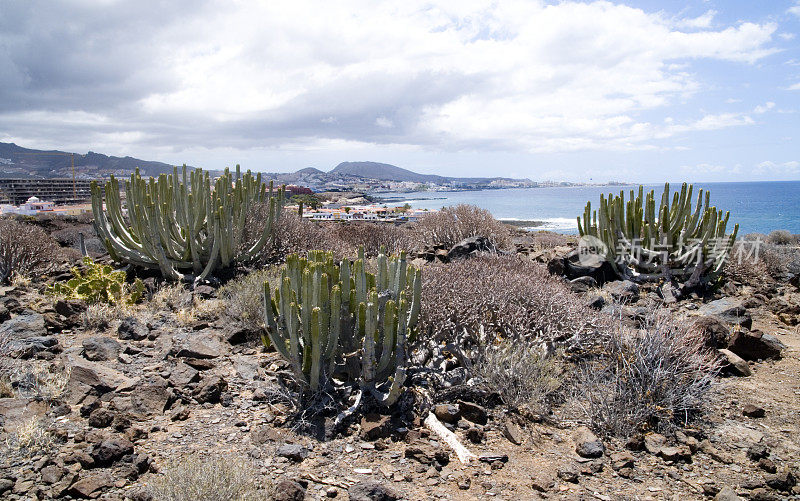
xmin=383 ymin=181 xmax=800 ymax=235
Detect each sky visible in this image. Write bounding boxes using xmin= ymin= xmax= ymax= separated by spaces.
xmin=1 ymin=0 xmax=799 ymax=183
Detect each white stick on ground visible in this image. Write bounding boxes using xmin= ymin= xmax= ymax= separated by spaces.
xmin=424 ymin=412 xmax=478 ymax=465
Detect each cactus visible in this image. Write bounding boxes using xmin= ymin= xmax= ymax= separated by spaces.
xmin=262 ymin=247 xmax=421 ymax=406
xmin=48 ymin=257 xmax=144 ymax=305
xmin=91 ymin=165 xmax=285 ymax=281
xmin=577 ymin=183 xmax=738 ymax=283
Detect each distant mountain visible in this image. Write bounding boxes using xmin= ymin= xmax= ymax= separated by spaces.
xmin=295 ymin=167 xmax=326 ymax=175
xmin=0 ymin=142 xmax=531 ymax=190
xmin=329 ymin=161 xmax=528 ymax=185
xmin=331 ymin=161 xmax=449 ymax=184
xmin=0 ymin=142 xmax=205 ymax=179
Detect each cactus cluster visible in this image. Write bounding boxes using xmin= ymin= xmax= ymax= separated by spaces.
xmin=262 ymin=248 xmax=421 ymax=406
xmin=577 ymin=183 xmax=739 ymax=283
xmin=91 ymin=165 xmax=285 ymax=281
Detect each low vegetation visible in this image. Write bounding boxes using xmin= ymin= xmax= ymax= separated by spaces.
xmin=574 ymin=310 xmax=719 ymax=438
xmin=218 ymin=268 xmax=276 ymax=332
xmin=413 ymin=204 xmax=514 ymax=250
xmin=48 ymin=257 xmax=144 ymax=305
xmin=419 ymin=255 xmax=604 ymax=344
xmin=0 ymin=218 xmax=63 ymax=284
xmin=474 ymin=338 xmax=565 ymax=416
xmin=146 ymin=454 xmax=263 ymax=501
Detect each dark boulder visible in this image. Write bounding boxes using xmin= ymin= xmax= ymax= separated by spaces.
xmin=692 ymin=316 xmax=732 ymax=349
xmin=348 ymin=480 xmax=399 ymax=501
xmin=728 ymin=330 xmax=784 ymax=360
xmin=697 ymin=299 xmax=752 ymax=330
xmin=117 ymin=317 xmax=148 ymax=341
xmin=563 ymin=250 xmax=617 ymax=285
xmin=82 ymin=337 xmax=121 ymax=361
xmin=447 ymin=236 xmax=497 ymax=261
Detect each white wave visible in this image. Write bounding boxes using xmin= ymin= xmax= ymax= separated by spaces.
xmin=527 ymin=217 xmax=577 ymax=232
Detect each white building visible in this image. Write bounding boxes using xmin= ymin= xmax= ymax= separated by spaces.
xmin=1 ymin=196 xmax=56 ymax=215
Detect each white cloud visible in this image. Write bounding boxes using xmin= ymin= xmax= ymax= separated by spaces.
xmin=753 ymin=102 xmax=775 ymax=114
xmin=675 ymin=10 xmax=716 ymax=29
xmin=788 ymin=82 xmax=800 ymax=91
xmin=754 ymin=160 xmax=800 ymax=175
xmin=779 ymin=33 xmax=796 ymax=40
xmin=375 ymin=116 xmax=394 ymax=128
xmin=0 ymin=0 xmax=780 ymax=156
xmin=789 ymin=2 xmax=800 ymax=18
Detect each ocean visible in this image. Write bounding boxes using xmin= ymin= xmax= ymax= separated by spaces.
xmin=381 ymin=181 xmax=800 ymax=235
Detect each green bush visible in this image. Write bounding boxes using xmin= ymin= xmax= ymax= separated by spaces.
xmin=48 ymin=257 xmax=144 ymax=305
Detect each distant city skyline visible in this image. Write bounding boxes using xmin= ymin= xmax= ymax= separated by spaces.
xmin=1 ymin=1 xmax=799 ymax=183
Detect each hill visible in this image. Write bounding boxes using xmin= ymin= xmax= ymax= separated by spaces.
xmin=331 ymin=161 xmax=450 ymax=184
xmin=0 ymin=142 xmax=532 ymax=190
xmin=0 ymin=142 xmax=205 ymax=179
xmin=330 ymin=161 xmax=527 ymax=185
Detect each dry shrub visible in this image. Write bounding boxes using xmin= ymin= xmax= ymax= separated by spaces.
xmin=474 ymin=338 xmax=564 ymax=415
xmin=332 ymin=222 xmax=415 ymax=257
xmin=766 ymin=229 xmax=798 ymax=245
xmin=725 ymin=237 xmax=787 ymax=283
xmin=0 ymin=219 xmax=63 ymax=283
xmin=147 ymin=454 xmax=263 ymax=501
xmin=148 ymin=282 xmax=191 ymax=312
xmin=0 ymin=329 xmax=14 ymax=397
xmin=242 ymin=207 xmax=354 ymax=264
xmin=574 ymin=310 xmax=719 ymax=438
xmin=526 ymin=231 xmax=576 ymax=250
xmin=14 ymin=362 xmax=71 ymax=402
xmin=419 ymin=255 xmax=604 ymax=345
xmin=5 ymin=417 xmax=53 ymax=456
xmin=82 ymin=303 xmax=128 ymax=331
xmin=218 ymin=268 xmax=279 ymax=332
xmin=413 ymin=204 xmax=513 ymax=250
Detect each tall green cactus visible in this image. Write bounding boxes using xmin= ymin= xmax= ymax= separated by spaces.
xmin=577 ymin=183 xmax=738 ymax=283
xmin=262 ymin=248 xmax=421 ymax=406
xmin=91 ymin=165 xmax=285 ymax=281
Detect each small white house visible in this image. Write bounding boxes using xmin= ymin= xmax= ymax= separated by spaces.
xmin=1 ymin=196 xmax=56 ymax=215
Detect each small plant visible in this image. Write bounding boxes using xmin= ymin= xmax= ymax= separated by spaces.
xmin=14 ymin=363 xmax=72 ymax=402
xmin=146 ymin=454 xmax=263 ymax=501
xmin=82 ymin=303 xmax=127 ymax=330
xmin=218 ymin=268 xmax=277 ymax=332
xmin=574 ymin=310 xmax=719 ymax=438
xmin=766 ymin=229 xmax=797 ymax=245
xmin=48 ymin=257 xmax=144 ymax=305
xmin=0 ymin=377 xmax=14 ymax=398
xmin=475 ymin=338 xmax=564 ymax=415
xmin=6 ymin=417 xmax=54 ymax=456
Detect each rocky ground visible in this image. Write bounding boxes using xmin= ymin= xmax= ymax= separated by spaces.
xmin=1 ymin=241 xmax=799 ymax=500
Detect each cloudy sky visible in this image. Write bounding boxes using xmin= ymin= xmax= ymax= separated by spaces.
xmin=1 ymin=0 xmax=799 ymax=182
